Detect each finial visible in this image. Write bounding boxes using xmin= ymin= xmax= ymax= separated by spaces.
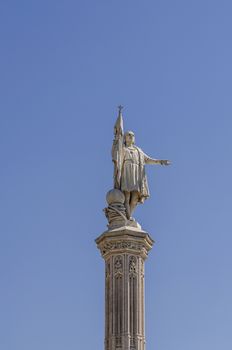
xmin=118 ymin=105 xmax=123 ymax=115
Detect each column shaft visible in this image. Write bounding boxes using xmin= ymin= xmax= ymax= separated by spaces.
xmin=96 ymin=227 xmax=154 ymax=350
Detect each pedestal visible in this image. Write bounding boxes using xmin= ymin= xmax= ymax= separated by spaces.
xmin=96 ymin=226 xmax=154 ymax=350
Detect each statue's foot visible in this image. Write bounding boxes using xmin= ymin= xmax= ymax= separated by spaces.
xmin=127 ymin=217 xmax=142 ymax=230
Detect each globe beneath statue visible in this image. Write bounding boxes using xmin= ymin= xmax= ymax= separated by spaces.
xmin=106 ymin=189 xmax=125 ymax=205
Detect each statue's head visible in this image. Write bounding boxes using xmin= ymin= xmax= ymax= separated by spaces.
xmin=124 ymin=131 xmax=135 ymax=146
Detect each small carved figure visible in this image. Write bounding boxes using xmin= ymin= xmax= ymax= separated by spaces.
xmin=129 ymin=256 xmax=137 ymax=274
xmin=114 ymin=255 xmax=123 ymax=274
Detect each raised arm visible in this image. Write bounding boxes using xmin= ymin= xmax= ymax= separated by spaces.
xmin=112 ymin=108 xmax=124 ymax=189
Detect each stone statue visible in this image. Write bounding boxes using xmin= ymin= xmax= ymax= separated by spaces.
xmin=104 ymin=107 xmax=170 ymax=228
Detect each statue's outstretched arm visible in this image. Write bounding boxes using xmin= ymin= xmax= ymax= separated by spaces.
xmin=144 ymin=153 xmax=171 ymax=166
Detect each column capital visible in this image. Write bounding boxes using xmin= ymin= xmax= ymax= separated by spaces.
xmin=95 ymin=226 xmax=154 ymax=260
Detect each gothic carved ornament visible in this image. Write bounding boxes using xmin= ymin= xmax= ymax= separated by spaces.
xmin=129 ymin=255 xmax=137 ymax=275
xmin=99 ymin=239 xmax=149 ymax=259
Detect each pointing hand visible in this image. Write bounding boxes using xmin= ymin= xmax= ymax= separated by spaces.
xmin=160 ymin=160 xmax=171 ymax=166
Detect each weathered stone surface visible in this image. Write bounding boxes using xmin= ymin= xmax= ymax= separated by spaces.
xmin=96 ymin=226 xmax=154 ymax=350
xmin=111 ymin=107 xmax=170 ymax=220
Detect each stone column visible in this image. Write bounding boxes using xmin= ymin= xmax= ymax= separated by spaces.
xmin=96 ymin=226 xmax=154 ymax=350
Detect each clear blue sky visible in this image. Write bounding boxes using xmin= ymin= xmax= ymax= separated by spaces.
xmin=1 ymin=1 xmax=232 ymax=349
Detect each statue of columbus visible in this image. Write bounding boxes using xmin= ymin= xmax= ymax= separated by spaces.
xmin=112 ymin=106 xmax=170 ymax=220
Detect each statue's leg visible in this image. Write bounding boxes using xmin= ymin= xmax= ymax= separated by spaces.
xmin=124 ymin=191 xmax=131 ymax=219
xmin=130 ymin=191 xmax=139 ymax=217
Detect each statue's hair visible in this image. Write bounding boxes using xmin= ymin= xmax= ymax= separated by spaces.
xmin=124 ymin=131 xmax=135 ymax=145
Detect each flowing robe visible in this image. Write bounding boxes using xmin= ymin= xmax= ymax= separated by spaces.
xmin=114 ymin=145 xmax=155 ymax=203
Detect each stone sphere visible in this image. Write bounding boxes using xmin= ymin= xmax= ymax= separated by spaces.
xmin=106 ymin=189 xmax=125 ymax=205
